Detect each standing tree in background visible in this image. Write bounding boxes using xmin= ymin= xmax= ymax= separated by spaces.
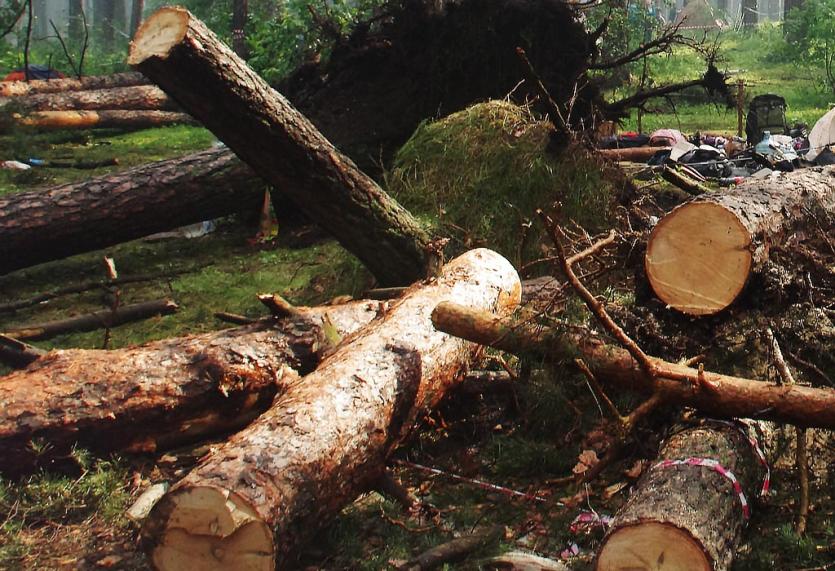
xmin=742 ymin=0 xmax=758 ymax=26
xmin=231 ymin=0 xmax=248 ymax=58
xmin=94 ymin=0 xmax=115 ymax=51
xmin=130 ymin=0 xmax=144 ymax=36
xmin=68 ymin=0 xmax=83 ymax=44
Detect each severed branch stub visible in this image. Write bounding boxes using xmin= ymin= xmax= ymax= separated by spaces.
xmin=766 ymin=327 xmax=810 ymax=535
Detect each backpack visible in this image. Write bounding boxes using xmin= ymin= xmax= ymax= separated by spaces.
xmin=745 ymin=94 xmax=787 ymax=144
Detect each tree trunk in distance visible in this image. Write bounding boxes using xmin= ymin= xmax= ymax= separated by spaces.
xmin=2 ymin=298 xmax=178 ymax=341
xmin=68 ymin=0 xmax=84 ymax=44
xmin=231 ymin=0 xmax=248 ymax=58
xmin=645 ymin=166 xmax=835 ymax=316
xmin=130 ymin=0 xmax=144 ymax=36
xmin=742 ymin=0 xmax=758 ymax=27
xmin=128 ymin=7 xmax=435 ymax=286
xmin=141 ymin=249 xmax=521 ymax=570
xmin=0 ymin=301 xmax=381 ymax=477
xmin=0 ymin=71 xmax=148 ymax=97
xmin=8 ymin=84 xmax=176 ymax=112
xmin=14 ymin=109 xmax=194 ymax=130
xmin=431 ymin=303 xmax=835 ymax=429
xmin=0 ymin=147 xmax=261 ymax=275
xmin=95 ymin=0 xmax=114 ymax=51
xmin=596 ymin=421 xmax=766 ymax=571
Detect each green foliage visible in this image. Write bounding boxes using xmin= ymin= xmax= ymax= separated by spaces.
xmin=386 ymin=101 xmax=614 ymax=269
xmin=784 ymin=0 xmax=835 ymax=92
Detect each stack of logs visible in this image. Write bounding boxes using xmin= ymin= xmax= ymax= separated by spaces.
xmin=1 ymin=6 xmax=834 ymax=571
xmin=0 ymin=71 xmax=193 ymax=131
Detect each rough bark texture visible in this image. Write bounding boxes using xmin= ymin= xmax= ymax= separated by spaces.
xmin=596 ymin=422 xmax=766 ymax=571
xmin=0 ymin=301 xmax=380 ymax=477
xmin=646 ymin=166 xmax=835 ymax=315
xmin=7 ymin=84 xmax=176 ymax=112
xmin=596 ymin=146 xmax=669 ymax=161
xmin=0 ymin=146 xmax=262 ymax=274
xmin=0 ymin=72 xmax=149 ymax=97
xmin=14 ymin=109 xmax=194 ymax=130
xmin=141 ymin=249 xmax=521 ymax=570
xmin=2 ymin=299 xmax=179 ymax=341
xmin=431 ymin=303 xmax=835 ymax=429
xmin=129 ymin=7 xmax=434 ymax=286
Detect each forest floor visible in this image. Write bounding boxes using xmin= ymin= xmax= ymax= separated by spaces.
xmin=1 ymin=29 xmax=834 ymax=570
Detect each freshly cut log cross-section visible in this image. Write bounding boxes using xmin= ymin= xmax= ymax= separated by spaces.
xmin=596 ymin=421 xmax=767 ymax=571
xmin=645 ymin=166 xmax=835 ymax=315
xmin=141 ymin=249 xmax=521 ymax=570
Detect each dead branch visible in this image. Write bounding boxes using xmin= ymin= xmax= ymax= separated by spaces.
xmin=661 ymin=165 xmax=710 ymax=195
xmin=0 ymin=334 xmax=44 ymax=369
xmin=398 ymin=525 xmax=505 ymax=571
xmin=515 ymin=46 xmax=569 ymax=134
xmin=589 ymin=22 xmax=689 ymax=71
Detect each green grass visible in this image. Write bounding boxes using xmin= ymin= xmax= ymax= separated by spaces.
xmin=615 ymin=25 xmax=834 ymax=133
xmin=0 ymin=124 xmax=217 ymax=197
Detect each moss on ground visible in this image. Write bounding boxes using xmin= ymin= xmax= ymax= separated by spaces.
xmin=386 ymin=101 xmax=615 ymax=269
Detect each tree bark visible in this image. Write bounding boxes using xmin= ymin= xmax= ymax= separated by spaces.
xmin=645 ymin=166 xmax=835 ymax=316
xmin=2 ymin=298 xmax=179 ymax=341
xmin=596 ymin=146 xmax=669 ymax=162
xmin=596 ymin=421 xmax=766 ymax=571
xmin=231 ymin=0 xmax=248 ymax=59
xmin=8 ymin=84 xmax=176 ymax=112
xmin=128 ymin=7 xmax=435 ymax=286
xmin=0 ymin=147 xmax=262 ymax=274
xmin=0 ymin=301 xmax=381 ymax=477
xmin=431 ymin=303 xmax=835 ymax=429
xmin=141 ymin=249 xmax=521 ymax=570
xmin=130 ymin=0 xmax=144 ymax=37
xmin=14 ymin=109 xmax=194 ymax=130
xmin=0 ymin=71 xmax=148 ymax=97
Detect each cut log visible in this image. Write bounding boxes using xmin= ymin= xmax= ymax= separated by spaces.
xmin=6 ymin=84 xmax=176 ymax=112
xmin=597 ymin=146 xmax=669 ymax=162
xmin=661 ymin=165 xmax=710 ymax=195
xmin=645 ymin=166 xmax=835 ymax=315
xmin=141 ymin=249 xmax=521 ymax=569
xmin=0 ymin=301 xmax=381 ymax=476
xmin=431 ymin=303 xmax=835 ymax=429
xmin=14 ymin=110 xmax=195 ymax=131
xmin=0 ymin=147 xmax=262 ymax=274
xmin=2 ymin=298 xmax=179 ymax=341
xmin=0 ymin=72 xmax=149 ymax=97
xmin=596 ymin=421 xmax=767 ymax=571
xmin=128 ymin=7 xmax=435 ymax=286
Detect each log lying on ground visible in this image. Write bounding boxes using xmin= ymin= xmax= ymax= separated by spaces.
xmin=141 ymin=249 xmax=521 ymax=569
xmin=597 ymin=146 xmax=669 ymax=162
xmin=14 ymin=109 xmax=194 ymax=131
xmin=431 ymin=303 xmax=835 ymax=428
xmin=2 ymin=299 xmax=179 ymax=341
xmin=0 ymin=146 xmax=262 ymax=274
xmin=0 ymin=71 xmax=149 ymax=97
xmin=0 ymin=335 xmax=45 ymax=369
xmin=129 ymin=7 xmax=435 ymax=286
xmin=5 ymin=84 xmax=176 ymax=112
xmin=0 ymin=301 xmax=381 ymax=476
xmin=646 ymin=166 xmax=835 ymax=315
xmin=596 ymin=421 xmax=766 ymax=571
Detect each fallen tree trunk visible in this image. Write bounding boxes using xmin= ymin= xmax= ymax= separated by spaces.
xmin=0 ymin=147 xmax=262 ymax=274
xmin=431 ymin=303 xmax=835 ymax=428
xmin=14 ymin=109 xmax=194 ymax=130
xmin=645 ymin=166 xmax=835 ymax=315
xmin=596 ymin=421 xmax=766 ymax=571
xmin=141 ymin=249 xmax=521 ymax=569
xmin=597 ymin=146 xmax=669 ymax=162
xmin=0 ymin=301 xmax=381 ymax=476
xmin=128 ymin=7 xmax=435 ymax=286
xmin=6 ymin=84 xmax=176 ymax=112
xmin=0 ymin=71 xmax=149 ymax=97
xmin=2 ymin=299 xmax=179 ymax=341
xmin=0 ymin=335 xmax=45 ymax=369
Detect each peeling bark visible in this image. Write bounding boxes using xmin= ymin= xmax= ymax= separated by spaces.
xmin=141 ymin=249 xmax=521 ymax=569
xmin=0 ymin=72 xmax=148 ymax=97
xmin=7 ymin=85 xmax=176 ymax=112
xmin=0 ymin=301 xmax=380 ymax=477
